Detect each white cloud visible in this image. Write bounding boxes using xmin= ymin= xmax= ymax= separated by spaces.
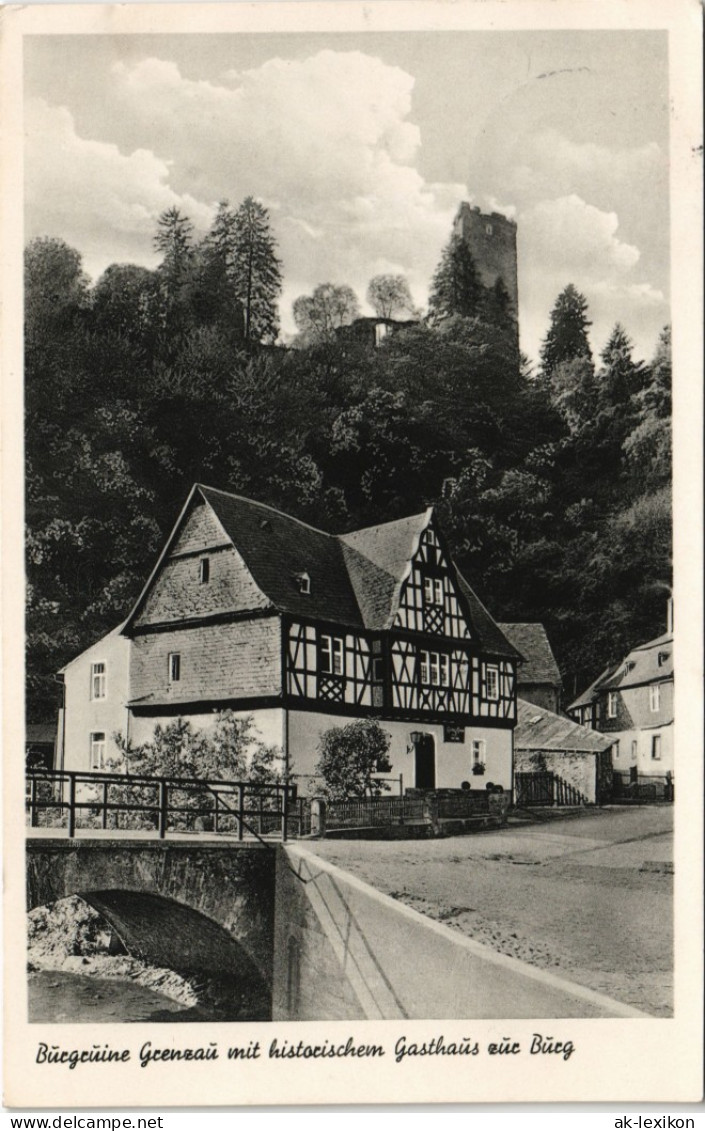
xmin=521 ymin=194 xmax=640 ymax=277
xmin=106 ymin=51 xmax=467 ymax=326
xmin=25 ymin=49 xmax=668 ymax=360
xmin=25 ymin=97 xmax=213 ymax=278
xmin=516 ymin=195 xmax=667 ymax=363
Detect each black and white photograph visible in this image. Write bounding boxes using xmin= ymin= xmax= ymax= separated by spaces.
xmin=2 ymin=0 xmax=703 ymax=1109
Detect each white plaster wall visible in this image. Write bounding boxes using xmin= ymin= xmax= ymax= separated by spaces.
xmin=287 ymin=708 xmax=513 ymax=793
xmin=609 ymin=724 xmax=673 ymax=777
xmin=60 ymin=630 xmax=131 ymax=772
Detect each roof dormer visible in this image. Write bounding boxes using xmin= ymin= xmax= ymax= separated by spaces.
xmin=294 ymin=571 xmax=311 ymax=595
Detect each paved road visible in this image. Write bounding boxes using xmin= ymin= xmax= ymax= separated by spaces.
xmin=310 ymin=806 xmax=673 ymax=1016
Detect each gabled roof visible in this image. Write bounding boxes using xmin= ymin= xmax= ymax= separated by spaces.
xmin=124 ymin=485 xmax=517 ymax=656
xmin=339 ymin=511 xmax=428 ymax=630
xmin=199 ymin=486 xmax=362 ymax=626
xmin=567 ymin=630 xmax=674 ymax=712
xmin=568 ymin=667 xmax=612 ymax=711
xmin=498 ymin=623 xmax=562 ymax=686
xmin=455 ymin=573 xmax=520 ymax=659
xmin=515 ymin=698 xmax=613 ymax=753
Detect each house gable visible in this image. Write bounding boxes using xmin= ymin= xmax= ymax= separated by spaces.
xmin=127 ymin=489 xmax=271 ymax=631
xmin=393 ymin=516 xmax=473 ymax=640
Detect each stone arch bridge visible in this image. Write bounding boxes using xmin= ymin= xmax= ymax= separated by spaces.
xmin=26 ymin=838 xmax=277 ymax=1015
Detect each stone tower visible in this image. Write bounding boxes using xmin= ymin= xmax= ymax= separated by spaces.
xmin=454 ymin=202 xmax=518 ymax=316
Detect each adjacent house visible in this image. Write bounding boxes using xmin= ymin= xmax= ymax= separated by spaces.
xmin=25 ymin=723 xmax=57 ymax=771
xmin=56 ymin=485 xmax=520 ymax=794
xmin=566 ymin=607 xmax=674 ymax=797
xmin=497 ymin=623 xmax=562 ymax=713
xmin=514 ymin=698 xmax=614 ymax=805
xmin=56 ymin=624 xmax=131 ymax=774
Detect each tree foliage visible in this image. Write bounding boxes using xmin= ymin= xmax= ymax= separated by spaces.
xmin=292 ymin=283 xmax=360 ymax=344
xmin=229 ymin=197 xmax=283 ymax=344
xmin=366 ymin=274 xmax=417 ymax=319
xmin=24 ymin=217 xmax=671 ymax=724
xmin=539 ymin=284 xmax=593 ymax=377
xmin=112 ymin=711 xmax=282 ymax=782
xmin=427 ymin=234 xmax=484 ymax=324
xmin=315 ymin=719 xmax=392 ymax=801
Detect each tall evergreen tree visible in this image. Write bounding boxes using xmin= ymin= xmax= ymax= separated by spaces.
xmin=230 ymin=197 xmax=282 ymax=344
xmin=427 ymin=234 xmax=484 ymax=324
xmin=599 ymin=323 xmax=645 ymax=407
xmin=195 ymin=201 xmax=245 ymax=339
xmin=539 ymin=284 xmax=593 ymax=377
xmin=154 ymin=207 xmax=194 ymax=280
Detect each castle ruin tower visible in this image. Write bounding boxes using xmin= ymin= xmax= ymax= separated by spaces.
xmin=454 ymin=202 xmax=519 ymax=318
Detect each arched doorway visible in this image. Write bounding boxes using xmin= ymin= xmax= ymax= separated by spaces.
xmin=414 ymin=734 xmax=436 ymax=790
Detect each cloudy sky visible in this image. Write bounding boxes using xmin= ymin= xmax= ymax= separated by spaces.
xmin=24 ymin=30 xmax=669 ymax=362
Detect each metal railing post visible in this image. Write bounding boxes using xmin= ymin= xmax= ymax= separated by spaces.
xmin=30 ymin=776 xmax=38 ymax=828
xmin=281 ymin=785 xmax=289 ymax=843
xmin=68 ymin=773 xmax=76 ymax=838
xmin=214 ymin=791 xmax=220 ymax=834
xmin=158 ymin=779 xmax=168 ymax=839
xmin=102 ymin=780 xmax=109 ymax=829
xmin=237 ymin=785 xmax=244 ymax=841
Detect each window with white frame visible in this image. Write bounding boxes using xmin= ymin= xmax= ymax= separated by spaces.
xmin=607 ymin=691 xmax=618 ymax=718
xmin=91 ymin=662 xmax=106 ymax=700
xmin=485 ymin=665 xmax=499 ymax=700
xmin=319 ymin=634 xmax=344 ymax=676
xmin=90 ymin=732 xmax=106 ymax=770
xmin=649 ymin=683 xmax=661 ymax=712
xmin=613 ymin=739 xmax=620 ymax=761
xmin=168 ymin=652 xmax=181 ymax=682
xmin=651 ymin=734 xmax=662 ymax=760
xmin=631 ymin=739 xmax=638 ymax=761
xmin=419 ymin=650 xmax=449 ymax=687
xmin=471 ymin=739 xmax=486 ymax=765
xmin=423 ymin=577 xmax=444 ymax=607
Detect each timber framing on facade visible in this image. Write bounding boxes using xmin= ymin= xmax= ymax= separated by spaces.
xmin=58 ymin=484 xmax=521 ymax=792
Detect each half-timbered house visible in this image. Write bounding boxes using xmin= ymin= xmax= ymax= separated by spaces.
xmin=566 ymin=602 xmax=674 ymax=798
xmin=57 ymin=485 xmax=520 ymax=793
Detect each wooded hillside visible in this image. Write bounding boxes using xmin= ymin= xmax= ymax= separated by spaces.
xmin=25 ymin=206 xmax=671 ymax=721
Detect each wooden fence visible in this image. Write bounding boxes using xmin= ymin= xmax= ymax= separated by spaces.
xmin=325 ymin=794 xmax=427 ymax=830
xmin=514 ymin=771 xmax=588 ymax=808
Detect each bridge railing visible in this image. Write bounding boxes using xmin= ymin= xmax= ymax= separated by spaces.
xmin=25 ymin=769 xmax=297 ymax=840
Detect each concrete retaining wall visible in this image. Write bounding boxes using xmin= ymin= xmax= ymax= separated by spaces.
xmin=272 ymin=843 xmax=647 ymax=1021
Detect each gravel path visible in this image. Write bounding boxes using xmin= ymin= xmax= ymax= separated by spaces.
xmin=309 ymin=806 xmax=673 ymax=1016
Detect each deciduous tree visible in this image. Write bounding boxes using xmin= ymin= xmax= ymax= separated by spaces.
xmin=366 ymin=274 xmax=417 ymax=319
xmin=292 ymin=283 xmax=360 ymax=344
xmin=316 ymin=719 xmax=391 ymax=800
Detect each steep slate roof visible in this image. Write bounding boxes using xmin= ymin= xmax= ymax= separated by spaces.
xmin=455 ymin=573 xmax=520 ymax=659
xmin=498 ymin=623 xmax=562 ymax=686
xmin=133 ymin=485 xmax=516 ymax=656
xmin=515 ymin=698 xmax=613 ymax=753
xmin=567 ymin=630 xmax=674 ymax=713
xmin=338 ymin=511 xmax=428 ymax=630
xmin=200 ymin=487 xmax=362 ymax=627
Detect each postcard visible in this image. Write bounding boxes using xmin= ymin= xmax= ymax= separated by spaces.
xmin=2 ymin=0 xmax=703 ymax=1109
